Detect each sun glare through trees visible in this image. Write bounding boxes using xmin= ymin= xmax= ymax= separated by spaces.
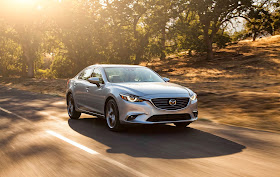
xmin=0 ymin=0 xmax=279 ymax=78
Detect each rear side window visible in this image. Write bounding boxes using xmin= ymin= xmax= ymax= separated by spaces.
xmin=78 ymin=68 xmax=93 ymax=80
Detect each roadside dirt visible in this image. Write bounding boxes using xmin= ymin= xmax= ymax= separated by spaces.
xmin=0 ymin=77 xmax=67 ymax=97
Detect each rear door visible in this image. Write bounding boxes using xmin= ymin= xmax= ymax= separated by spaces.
xmin=73 ymin=68 xmax=94 ymax=111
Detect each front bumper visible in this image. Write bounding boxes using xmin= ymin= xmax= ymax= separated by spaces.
xmin=117 ymin=95 xmax=198 ymax=124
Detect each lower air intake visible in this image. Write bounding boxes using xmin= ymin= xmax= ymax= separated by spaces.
xmin=147 ymin=114 xmax=191 ymax=122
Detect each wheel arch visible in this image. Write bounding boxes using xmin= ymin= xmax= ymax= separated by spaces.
xmin=104 ymin=95 xmax=117 ymax=114
xmin=66 ymin=91 xmax=72 ymax=104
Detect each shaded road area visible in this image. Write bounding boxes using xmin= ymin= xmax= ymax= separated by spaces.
xmin=0 ymin=85 xmax=280 ymax=176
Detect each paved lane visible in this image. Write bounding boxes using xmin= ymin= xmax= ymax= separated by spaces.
xmin=0 ymin=85 xmax=280 ymax=176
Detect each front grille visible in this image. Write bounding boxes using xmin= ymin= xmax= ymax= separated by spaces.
xmin=151 ymin=97 xmax=189 ymax=110
xmin=147 ymin=114 xmax=191 ymax=122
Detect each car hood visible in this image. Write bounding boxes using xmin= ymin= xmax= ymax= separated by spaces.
xmin=112 ymin=82 xmax=192 ymax=96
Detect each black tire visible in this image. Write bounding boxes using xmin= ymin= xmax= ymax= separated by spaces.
xmin=174 ymin=122 xmax=191 ymax=128
xmin=67 ymin=94 xmax=81 ymax=119
xmin=105 ymin=99 xmax=123 ymax=131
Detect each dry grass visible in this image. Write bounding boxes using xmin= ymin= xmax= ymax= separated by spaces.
xmin=0 ymin=77 xmax=67 ymax=97
xmin=0 ymin=35 xmax=279 ymax=132
xmin=143 ymin=35 xmax=280 ymax=132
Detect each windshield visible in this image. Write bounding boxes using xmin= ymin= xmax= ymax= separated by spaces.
xmin=104 ymin=67 xmax=164 ymax=83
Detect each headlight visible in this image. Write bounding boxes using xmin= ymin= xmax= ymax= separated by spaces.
xmin=120 ymin=94 xmax=144 ymax=102
xmin=190 ymin=93 xmax=197 ymax=101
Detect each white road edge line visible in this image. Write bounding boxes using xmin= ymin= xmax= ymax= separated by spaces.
xmin=0 ymin=106 xmax=148 ymax=177
xmin=46 ymin=130 xmax=149 ymax=177
xmin=0 ymin=106 xmax=12 ymax=114
xmin=0 ymin=106 xmax=31 ymax=122
xmin=46 ymin=130 xmax=98 ymax=154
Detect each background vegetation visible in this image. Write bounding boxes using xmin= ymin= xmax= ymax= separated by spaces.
xmin=0 ymin=0 xmax=279 ymax=78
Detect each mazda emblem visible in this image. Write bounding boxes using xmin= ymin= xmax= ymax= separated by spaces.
xmin=169 ymin=99 xmax=177 ymax=106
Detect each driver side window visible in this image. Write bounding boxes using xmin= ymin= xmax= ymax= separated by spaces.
xmin=91 ymin=68 xmax=104 ymax=83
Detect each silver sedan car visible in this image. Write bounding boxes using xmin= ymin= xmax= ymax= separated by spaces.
xmin=66 ymin=64 xmax=198 ymax=131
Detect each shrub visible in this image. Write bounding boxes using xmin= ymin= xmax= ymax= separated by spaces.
xmin=50 ymin=55 xmax=73 ymax=78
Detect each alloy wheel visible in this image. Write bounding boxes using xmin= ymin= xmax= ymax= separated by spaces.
xmin=68 ymin=97 xmax=74 ymax=117
xmin=106 ymin=102 xmax=116 ymax=128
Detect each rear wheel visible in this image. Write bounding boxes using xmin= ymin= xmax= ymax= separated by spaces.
xmin=174 ymin=122 xmax=191 ymax=128
xmin=105 ymin=99 xmax=122 ymax=131
xmin=67 ymin=94 xmax=81 ymax=119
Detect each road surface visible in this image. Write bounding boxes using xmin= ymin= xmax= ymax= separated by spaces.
xmin=0 ymin=85 xmax=279 ymax=177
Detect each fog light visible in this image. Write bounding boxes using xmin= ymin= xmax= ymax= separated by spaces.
xmin=127 ymin=115 xmax=138 ymax=121
xmin=193 ymin=111 xmax=198 ymax=117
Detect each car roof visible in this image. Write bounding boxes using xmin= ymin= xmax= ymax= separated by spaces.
xmin=90 ymin=64 xmax=145 ymax=68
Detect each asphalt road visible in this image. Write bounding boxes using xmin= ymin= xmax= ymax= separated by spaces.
xmin=0 ymin=85 xmax=280 ymax=177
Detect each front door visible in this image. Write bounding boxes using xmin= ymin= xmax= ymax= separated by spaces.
xmin=84 ymin=68 xmax=106 ymax=114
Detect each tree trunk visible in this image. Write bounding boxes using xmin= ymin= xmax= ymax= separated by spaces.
xmin=203 ymin=26 xmax=214 ymax=60
xmin=134 ymin=33 xmax=149 ymax=65
xmin=252 ymin=26 xmax=257 ymax=41
xmin=21 ymin=53 xmax=27 ymax=77
xmin=135 ymin=53 xmax=141 ymax=64
xmin=160 ymin=25 xmax=166 ymax=60
xmin=133 ymin=17 xmax=141 ymax=64
xmin=22 ymin=44 xmax=34 ymax=78
xmin=206 ymin=40 xmax=213 ymax=60
xmin=252 ymin=32 xmax=257 ymax=41
xmin=27 ymin=57 xmax=34 ymax=78
xmin=21 ymin=41 xmax=35 ymax=78
xmin=2 ymin=66 xmax=9 ymax=77
xmin=188 ymin=49 xmax=192 ymax=56
xmin=22 ymin=62 xmax=27 ymax=77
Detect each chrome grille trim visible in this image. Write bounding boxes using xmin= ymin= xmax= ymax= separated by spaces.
xmin=150 ymin=97 xmax=189 ymax=110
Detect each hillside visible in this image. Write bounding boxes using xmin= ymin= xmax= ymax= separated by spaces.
xmin=1 ymin=35 xmax=280 ymax=132
xmin=144 ymin=35 xmax=280 ymax=132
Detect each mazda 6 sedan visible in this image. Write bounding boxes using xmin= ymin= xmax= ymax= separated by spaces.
xmin=66 ymin=64 xmax=198 ymax=131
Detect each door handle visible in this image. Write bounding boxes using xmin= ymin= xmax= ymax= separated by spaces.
xmin=86 ymin=87 xmax=89 ymax=92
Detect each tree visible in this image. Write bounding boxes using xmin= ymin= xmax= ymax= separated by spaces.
xmin=0 ymin=0 xmax=55 ymax=77
xmin=0 ymin=0 xmax=259 ymax=78
xmin=189 ymin=0 xmax=252 ymax=60
xmin=231 ymin=29 xmax=247 ymax=42
xmin=0 ymin=22 xmax=22 ymax=77
xmin=244 ymin=1 xmax=274 ymax=41
xmin=54 ymin=0 xmax=102 ymax=74
xmin=147 ymin=0 xmax=184 ymax=60
xmin=169 ymin=10 xmax=204 ymax=55
xmin=98 ymin=0 xmax=147 ymax=64
xmin=272 ymin=1 xmax=280 ymax=34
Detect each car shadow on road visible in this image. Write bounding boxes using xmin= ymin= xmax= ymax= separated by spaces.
xmin=68 ymin=118 xmax=246 ymax=159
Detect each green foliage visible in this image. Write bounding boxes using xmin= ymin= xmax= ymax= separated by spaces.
xmin=50 ymin=55 xmax=73 ymax=78
xmin=35 ymin=69 xmax=55 ymax=79
xmin=272 ymin=2 xmax=280 ymax=33
xmin=231 ymin=30 xmax=248 ymax=41
xmin=169 ymin=11 xmax=205 ymax=54
xmin=0 ymin=30 xmax=23 ymax=76
xmin=0 ymin=0 xmax=279 ymax=78
xmin=189 ymin=0 xmax=253 ymax=59
xmin=245 ymin=4 xmax=274 ymax=41
xmin=214 ymin=31 xmax=232 ymax=49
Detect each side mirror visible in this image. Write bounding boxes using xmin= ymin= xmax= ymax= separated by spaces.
xmin=163 ymin=77 xmax=170 ymax=82
xmin=88 ymin=77 xmax=100 ymax=87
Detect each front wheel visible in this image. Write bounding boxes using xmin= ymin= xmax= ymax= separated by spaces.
xmin=105 ymin=99 xmax=123 ymax=131
xmin=174 ymin=122 xmax=191 ymax=128
xmin=67 ymin=94 xmax=81 ymax=119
